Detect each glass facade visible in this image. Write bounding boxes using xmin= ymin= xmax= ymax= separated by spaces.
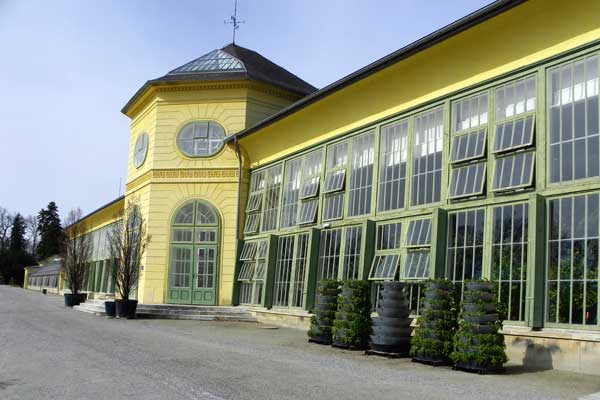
xmin=236 ymin=47 xmax=600 ymax=330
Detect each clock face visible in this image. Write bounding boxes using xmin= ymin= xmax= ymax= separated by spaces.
xmin=133 ymin=132 xmax=148 ymax=168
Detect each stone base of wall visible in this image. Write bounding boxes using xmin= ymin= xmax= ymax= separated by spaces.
xmin=502 ymin=326 xmax=600 ymax=376
xmin=248 ymin=308 xmax=312 ymax=330
xmin=26 ymin=286 xmax=60 ymax=294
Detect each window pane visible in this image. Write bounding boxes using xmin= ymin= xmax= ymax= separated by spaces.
xmin=238 ymin=262 xmax=256 ymax=281
xmin=281 ymin=158 xmax=302 ymax=228
xmin=273 ymin=236 xmax=295 ymax=307
xmin=324 ymin=170 xmax=346 ymax=193
xmin=406 ymin=218 xmax=432 ymax=246
xmin=176 ymin=121 xmax=225 ymax=157
xmin=450 ymin=128 xmax=487 ymax=163
xmin=453 ymin=92 xmax=488 ymax=132
xmin=348 ymin=133 xmax=375 ymax=216
xmin=261 ymin=165 xmax=282 ymax=231
xmin=172 ymin=228 xmax=193 ymax=242
xmin=368 ymin=255 xmax=400 ymax=280
xmin=170 ymin=247 xmax=191 ymax=288
xmin=342 ymin=226 xmax=363 ymax=280
xmin=492 ymin=152 xmax=535 ymax=191
xmin=298 ymin=199 xmax=318 ymax=225
xmin=411 ymin=107 xmax=444 ymax=206
xmin=376 ymin=222 xmax=402 ymax=250
xmin=548 ymin=55 xmax=599 ymax=183
xmin=318 ymin=229 xmax=342 ymax=280
xmin=246 ymin=193 xmax=263 ymax=212
xmin=496 ymin=76 xmax=536 ymax=120
xmin=323 ymin=193 xmax=344 ymax=221
xmin=243 ymin=213 xmax=260 ymax=234
xmin=378 ymin=120 xmax=408 ymax=211
xmin=404 ymin=251 xmax=430 ymax=279
xmin=448 ymin=162 xmax=486 ymax=199
xmin=240 ymin=241 xmax=258 ymax=260
xmin=493 ymin=115 xmax=535 ymax=153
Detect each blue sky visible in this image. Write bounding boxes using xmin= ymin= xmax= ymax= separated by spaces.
xmin=0 ymin=0 xmax=491 ymax=220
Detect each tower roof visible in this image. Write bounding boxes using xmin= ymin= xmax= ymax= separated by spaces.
xmin=122 ymin=43 xmax=317 ymax=115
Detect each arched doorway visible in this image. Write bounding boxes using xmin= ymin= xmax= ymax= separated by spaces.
xmin=167 ymin=200 xmax=219 ymax=305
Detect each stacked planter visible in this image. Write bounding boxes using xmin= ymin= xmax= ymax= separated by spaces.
xmin=410 ymin=279 xmax=457 ymax=365
xmin=370 ymin=282 xmax=412 ymax=355
xmin=452 ymin=281 xmax=507 ymax=374
xmin=332 ymin=280 xmax=371 ymax=349
xmin=307 ymin=280 xmax=340 ymax=345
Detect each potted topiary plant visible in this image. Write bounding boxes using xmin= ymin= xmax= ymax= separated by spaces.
xmin=410 ymin=279 xmax=457 ymax=365
xmin=107 ymin=199 xmax=150 ymax=319
xmin=369 ymin=282 xmax=412 ymax=356
xmin=61 ymin=209 xmax=91 ymax=307
xmin=332 ymin=280 xmax=371 ymax=350
xmin=451 ymin=280 xmax=507 ymax=374
xmin=307 ymin=279 xmax=340 ymax=345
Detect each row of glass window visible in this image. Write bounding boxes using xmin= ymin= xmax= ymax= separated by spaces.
xmin=243 ymin=53 xmax=599 ymax=235
xmin=28 ymin=275 xmax=58 ymax=288
xmin=238 ymin=192 xmax=600 ymax=328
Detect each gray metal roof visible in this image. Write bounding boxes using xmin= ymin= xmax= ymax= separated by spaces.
xmin=29 ymin=259 xmax=63 ymax=277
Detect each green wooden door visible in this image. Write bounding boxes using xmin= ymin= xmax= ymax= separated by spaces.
xmin=167 ymin=200 xmax=220 ymax=305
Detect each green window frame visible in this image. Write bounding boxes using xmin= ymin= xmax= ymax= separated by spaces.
xmin=403 ymin=217 xmax=433 ymax=280
xmin=323 ymin=141 xmax=349 ymax=221
xmin=347 ymin=131 xmax=375 ymax=217
xmin=281 ymin=158 xmax=302 ymax=228
xmin=491 ymin=202 xmax=529 ymax=322
xmin=450 ymin=128 xmax=487 ymax=163
xmin=244 ymin=171 xmax=265 ymax=235
xmin=318 ymin=225 xmax=364 ymax=281
xmin=262 ymin=165 xmax=282 ymax=232
xmin=273 ymin=232 xmax=311 ymax=309
xmin=378 ymin=119 xmax=408 ymax=212
xmin=411 ymin=106 xmax=444 ymax=206
xmin=548 ymin=54 xmax=599 ymax=184
xmin=446 ymin=208 xmax=485 ymax=296
xmin=448 ymin=162 xmax=486 ymax=199
xmin=492 ymin=151 xmax=535 ymax=192
xmin=237 ymin=239 xmax=269 ymax=306
xmin=298 ymin=150 xmax=323 ymax=226
xmin=368 ymin=221 xmax=401 ymax=280
xmin=547 ymin=193 xmax=599 ymax=326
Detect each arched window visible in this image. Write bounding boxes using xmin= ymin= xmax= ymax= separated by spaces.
xmin=168 ymin=200 xmax=220 ymax=305
xmin=176 ymin=121 xmax=225 ymax=157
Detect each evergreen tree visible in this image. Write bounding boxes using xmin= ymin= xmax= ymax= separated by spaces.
xmin=10 ymin=214 xmax=26 ymax=252
xmin=37 ymin=202 xmax=64 ymax=260
xmin=2 ymin=213 xmax=34 ymax=286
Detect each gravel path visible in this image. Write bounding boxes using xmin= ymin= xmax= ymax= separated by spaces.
xmin=1 ymin=286 xmax=599 ymax=400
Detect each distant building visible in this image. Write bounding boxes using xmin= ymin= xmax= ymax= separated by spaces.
xmin=28 ymin=0 xmax=600 ymax=375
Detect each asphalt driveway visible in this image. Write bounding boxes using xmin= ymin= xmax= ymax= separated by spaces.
xmin=1 ymin=286 xmax=599 ymax=400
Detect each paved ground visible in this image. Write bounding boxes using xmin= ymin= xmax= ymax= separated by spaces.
xmin=1 ymin=286 xmax=600 ymax=400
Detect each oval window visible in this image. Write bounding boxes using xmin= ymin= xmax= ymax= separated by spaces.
xmin=176 ymin=121 xmax=225 ymax=157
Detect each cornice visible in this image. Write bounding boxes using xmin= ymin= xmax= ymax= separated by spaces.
xmin=126 ymin=167 xmax=240 ymax=192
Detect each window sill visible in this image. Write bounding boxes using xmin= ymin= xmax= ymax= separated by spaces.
xmin=501 ymin=325 xmax=600 ymax=343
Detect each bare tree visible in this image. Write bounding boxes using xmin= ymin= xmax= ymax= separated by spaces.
xmin=0 ymin=207 xmax=13 ymax=250
xmin=61 ymin=209 xmax=92 ymax=295
xmin=107 ymin=198 xmax=149 ymax=300
xmin=25 ymin=215 xmax=40 ymax=256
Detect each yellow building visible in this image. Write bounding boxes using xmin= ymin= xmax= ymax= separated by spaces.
xmin=49 ymin=0 xmax=600 ymax=374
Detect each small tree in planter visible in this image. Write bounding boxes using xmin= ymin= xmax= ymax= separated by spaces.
xmin=61 ymin=209 xmax=92 ymax=307
xmin=451 ymin=280 xmax=507 ymax=373
xmin=107 ymin=199 xmax=150 ymax=319
xmin=410 ymin=279 xmax=457 ymax=365
xmin=307 ymin=279 xmax=340 ymax=345
xmin=332 ymin=280 xmax=371 ymax=349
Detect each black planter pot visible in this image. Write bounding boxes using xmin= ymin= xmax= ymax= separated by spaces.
xmin=464 ymin=282 xmax=493 ymax=292
xmin=426 ymin=281 xmax=454 ymax=292
xmin=115 ymin=300 xmax=138 ymax=319
xmin=463 ymin=303 xmax=497 ymax=313
xmin=64 ymin=293 xmax=87 ymax=307
xmin=372 ymin=325 xmax=412 ymax=337
xmin=461 ymin=323 xmax=495 ymax=334
xmin=370 ymin=334 xmax=411 ymax=346
xmin=377 ymin=298 xmax=410 ymax=309
xmin=463 ymin=291 xmax=495 ymax=302
xmin=104 ymin=301 xmax=116 ymax=318
xmin=372 ymin=316 xmax=411 ymax=328
xmin=424 ymin=290 xmax=452 ymax=300
xmin=42 ymin=289 xmax=47 ymax=295
xmin=376 ymin=306 xmax=410 ymax=318
xmin=382 ymin=282 xmax=404 ymax=291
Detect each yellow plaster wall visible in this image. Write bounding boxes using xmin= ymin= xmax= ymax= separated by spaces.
xmin=239 ymin=0 xmax=600 ymax=166
xmin=77 ymin=197 xmax=125 ymax=234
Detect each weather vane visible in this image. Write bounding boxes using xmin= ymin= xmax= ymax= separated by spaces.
xmin=225 ymin=0 xmax=245 ymax=44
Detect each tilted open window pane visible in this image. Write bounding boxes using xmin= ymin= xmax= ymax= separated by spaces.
xmin=495 ymin=75 xmax=536 ymax=121
xmin=246 ymin=193 xmax=263 ymax=212
xmin=254 ymin=261 xmax=267 ymax=281
xmin=298 ymin=198 xmax=318 ymax=225
xmin=300 ymin=177 xmax=320 ymax=199
xmin=323 ymin=193 xmax=344 ymax=221
xmin=448 ymin=162 xmax=486 ymax=199
xmin=318 ymin=228 xmax=342 ymax=280
xmin=369 ymin=255 xmax=400 ymax=280
xmin=240 ymin=241 xmax=258 ymax=260
xmin=243 ymin=213 xmax=260 ymax=234
xmin=411 ymin=107 xmax=444 ymax=206
xmin=238 ymin=262 xmax=256 ymax=281
xmin=376 ymin=222 xmax=402 ymax=250
xmin=281 ymin=158 xmax=302 ymax=228
xmin=404 ymin=251 xmax=430 ymax=279
xmin=492 ymin=151 xmax=535 ymax=191
xmin=450 ymin=129 xmax=486 ymax=164
xmin=256 ymin=240 xmax=268 ymax=259
xmin=493 ymin=115 xmax=535 ymax=153
xmin=324 ymin=170 xmax=346 ymax=193
xmin=453 ymin=92 xmax=488 ymax=133
xmin=262 ymin=165 xmax=282 ymax=231
xmin=378 ymin=120 xmax=408 ymax=212
xmin=405 ymin=219 xmax=432 ymax=247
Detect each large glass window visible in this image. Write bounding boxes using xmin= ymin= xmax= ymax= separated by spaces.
xmin=318 ymin=228 xmax=342 ymax=280
xmin=323 ymin=142 xmax=348 ymax=221
xmin=244 ymin=172 xmax=265 ymax=235
xmin=378 ymin=120 xmax=408 ymax=212
xmin=238 ymin=240 xmax=268 ymax=305
xmin=262 ymin=165 xmax=282 ymax=232
xmin=281 ymin=158 xmax=301 ymax=228
xmin=547 ymin=194 xmax=599 ymax=325
xmin=491 ymin=203 xmax=529 ymax=322
xmin=369 ymin=222 xmax=401 ymax=281
xmin=404 ymin=218 xmax=432 ymax=279
xmin=446 ymin=209 xmax=485 ymax=295
xmin=411 ymin=107 xmax=444 ymax=206
xmin=176 ymin=121 xmax=225 ymax=157
xmin=342 ymin=226 xmax=363 ymax=280
xmin=548 ymin=55 xmax=599 ymax=183
xmin=299 ymin=151 xmax=323 ymax=225
xmin=348 ymin=132 xmax=375 ymax=216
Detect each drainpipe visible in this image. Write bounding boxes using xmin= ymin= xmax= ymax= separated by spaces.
xmin=232 ymin=135 xmax=243 ymax=306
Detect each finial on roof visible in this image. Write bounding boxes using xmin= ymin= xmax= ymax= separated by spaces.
xmin=224 ymin=0 xmax=245 ymax=44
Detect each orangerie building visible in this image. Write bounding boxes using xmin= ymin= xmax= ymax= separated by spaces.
xmin=24 ymin=0 xmax=600 ymax=374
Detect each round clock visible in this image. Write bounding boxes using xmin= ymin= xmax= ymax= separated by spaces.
xmin=134 ymin=132 xmax=148 ymax=168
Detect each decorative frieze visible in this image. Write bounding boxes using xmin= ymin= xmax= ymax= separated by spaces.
xmin=126 ymin=168 xmax=239 ymax=191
